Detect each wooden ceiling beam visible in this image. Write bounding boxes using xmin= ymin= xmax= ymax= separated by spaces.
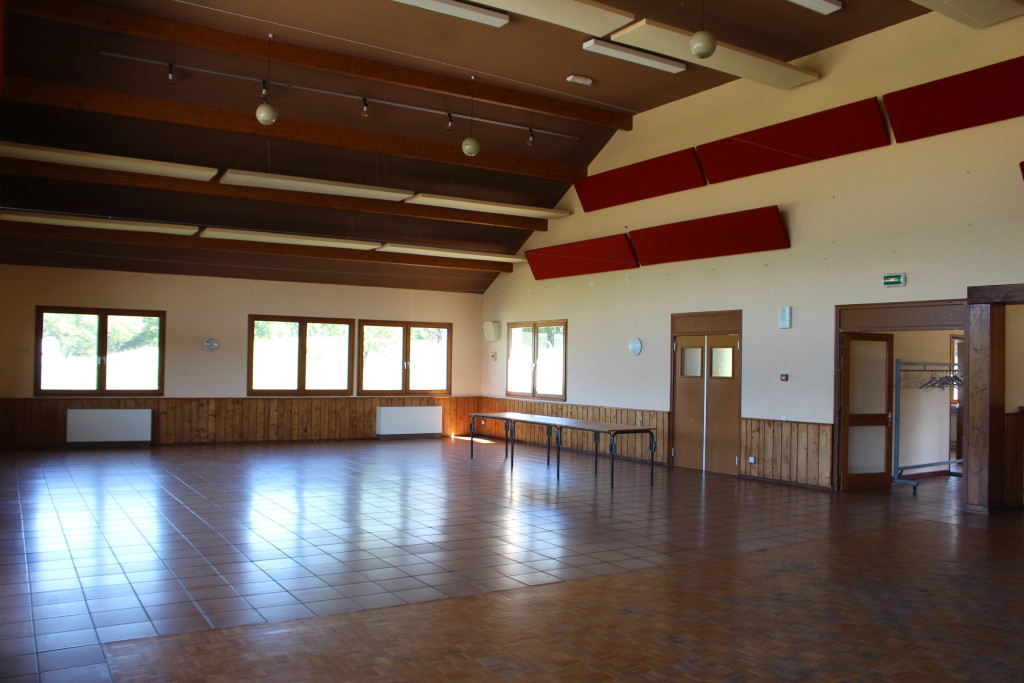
xmin=0 ymin=156 xmax=548 ymax=234
xmin=4 ymin=78 xmax=584 ymax=184
xmin=10 ymin=0 xmax=632 ymax=131
xmin=0 ymin=220 xmax=515 ymax=273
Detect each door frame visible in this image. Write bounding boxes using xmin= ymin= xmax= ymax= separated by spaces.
xmin=670 ymin=310 xmax=742 ymax=468
xmin=833 ymin=300 xmax=966 ymax=491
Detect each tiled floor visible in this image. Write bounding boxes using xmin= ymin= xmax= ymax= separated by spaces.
xmin=0 ymin=438 xmax=1019 ymax=681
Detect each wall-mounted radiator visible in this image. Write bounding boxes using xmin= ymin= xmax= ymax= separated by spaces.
xmin=375 ymin=406 xmax=443 ymax=439
xmin=66 ymin=409 xmax=153 ymax=444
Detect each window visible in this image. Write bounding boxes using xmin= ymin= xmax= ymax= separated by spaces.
xmin=506 ymin=320 xmax=566 ymax=401
xmin=36 ymin=306 xmax=165 ymax=395
xmin=248 ymin=315 xmax=354 ymax=395
xmin=358 ymin=321 xmax=452 ymax=395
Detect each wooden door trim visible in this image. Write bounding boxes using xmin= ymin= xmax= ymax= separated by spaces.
xmin=838 ymin=332 xmax=894 ymax=491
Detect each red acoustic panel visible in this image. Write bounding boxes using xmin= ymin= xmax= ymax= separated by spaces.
xmin=573 ymin=149 xmax=706 ymax=212
xmin=697 ymin=99 xmax=890 ymax=184
xmin=883 ymin=56 xmax=1024 ymax=143
xmin=526 ymin=233 xmax=638 ymax=280
xmin=629 ymin=206 xmax=789 ymax=266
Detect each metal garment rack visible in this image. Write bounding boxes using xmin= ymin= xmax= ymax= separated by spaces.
xmin=893 ymin=360 xmax=964 ymax=492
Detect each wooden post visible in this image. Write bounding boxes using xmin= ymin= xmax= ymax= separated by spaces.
xmin=964 ymin=303 xmax=1009 ymax=513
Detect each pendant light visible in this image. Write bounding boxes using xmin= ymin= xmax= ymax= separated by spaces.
xmin=461 ymin=75 xmax=480 ymax=157
xmin=255 ymin=34 xmax=278 ymax=126
xmin=689 ymin=1 xmax=716 ymax=59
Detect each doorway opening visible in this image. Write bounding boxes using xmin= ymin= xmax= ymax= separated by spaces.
xmin=835 ymin=301 xmax=966 ymax=492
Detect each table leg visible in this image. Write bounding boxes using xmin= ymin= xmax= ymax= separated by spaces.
xmin=610 ymin=434 xmax=616 ymax=489
xmin=510 ymin=421 xmax=516 ymax=471
xmin=593 ymin=433 xmax=600 ymax=475
xmin=649 ymin=431 xmax=656 ymax=485
xmin=556 ymin=427 xmax=563 ymax=479
xmin=470 ymin=417 xmax=475 ymax=460
xmin=503 ymin=419 xmax=510 ymax=460
xmin=546 ymin=425 xmax=552 ymax=466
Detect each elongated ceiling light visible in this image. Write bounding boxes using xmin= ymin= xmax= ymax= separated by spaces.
xmin=220 ymin=169 xmax=414 ymax=201
xmin=0 ymin=141 xmax=218 ymax=181
xmin=611 ymin=19 xmax=819 ymax=89
xmin=0 ymin=210 xmax=199 ymax=236
xmin=392 ymin=0 xmax=509 ymax=27
xmin=582 ymin=39 xmax=687 ymax=74
xmin=479 ymin=0 xmax=633 ymax=35
xmin=405 ymin=193 xmax=571 ymax=219
xmin=785 ymin=0 xmax=842 ymax=15
xmin=907 ymin=0 xmax=1024 ymax=27
xmin=200 ymin=228 xmax=381 ymax=250
xmin=376 ymin=243 xmax=526 ymax=262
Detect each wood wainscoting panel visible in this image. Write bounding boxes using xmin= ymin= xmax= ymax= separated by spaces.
xmin=1 ymin=396 xmax=482 ymax=449
xmin=740 ymin=418 xmax=832 ymax=488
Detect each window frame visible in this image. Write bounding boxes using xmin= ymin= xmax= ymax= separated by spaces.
xmin=506 ymin=319 xmax=567 ymax=402
xmin=35 ymin=305 xmax=167 ymax=397
xmin=247 ymin=314 xmax=355 ymax=396
xmin=357 ymin=320 xmax=453 ymax=396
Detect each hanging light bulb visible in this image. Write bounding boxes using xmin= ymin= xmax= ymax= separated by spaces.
xmin=689 ymin=0 xmax=716 ymax=58
xmin=461 ymin=137 xmax=481 ymax=157
xmin=527 ymin=127 xmax=535 ymax=147
xmin=690 ymin=30 xmax=717 ymax=58
xmin=255 ymin=34 xmax=278 ymax=126
xmin=256 ymin=80 xmax=278 ymax=126
xmin=361 ymin=97 xmax=369 ymax=118
xmin=166 ymin=63 xmax=175 ymax=85
xmin=445 ymin=113 xmax=454 ymax=132
xmin=462 ymin=75 xmax=480 ymax=157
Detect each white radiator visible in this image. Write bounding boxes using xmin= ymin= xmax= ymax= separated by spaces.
xmin=375 ymin=406 xmax=443 ymax=439
xmin=66 ymin=409 xmax=153 ymax=444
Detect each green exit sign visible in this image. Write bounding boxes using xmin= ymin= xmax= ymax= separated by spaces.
xmin=883 ymin=272 xmax=906 ymax=287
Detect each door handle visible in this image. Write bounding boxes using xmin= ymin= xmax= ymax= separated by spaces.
xmin=887 ymin=412 xmax=893 ymax=427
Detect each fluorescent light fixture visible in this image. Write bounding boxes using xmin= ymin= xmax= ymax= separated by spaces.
xmin=0 ymin=141 xmax=218 ymax=181
xmin=611 ymin=19 xmax=819 ymax=89
xmin=566 ymin=74 xmax=593 ymax=85
xmin=392 ymin=0 xmax=509 ymax=27
xmin=377 ymin=243 xmax=526 ymax=262
xmin=907 ymin=0 xmax=1024 ymax=27
xmin=200 ymin=227 xmax=381 ymax=250
xmin=785 ymin=0 xmax=842 ymax=14
xmin=220 ymin=169 xmax=414 ymax=202
xmin=0 ymin=210 xmax=198 ymax=236
xmin=405 ymin=193 xmax=571 ymax=219
xmin=582 ymin=38 xmax=687 ymax=74
xmin=479 ymin=0 xmax=634 ymax=35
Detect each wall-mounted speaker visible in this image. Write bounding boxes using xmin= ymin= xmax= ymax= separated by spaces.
xmin=483 ymin=321 xmax=501 ymax=342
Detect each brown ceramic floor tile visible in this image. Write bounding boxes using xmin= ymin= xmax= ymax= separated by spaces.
xmin=0 ymin=438 xmax=1007 ymax=682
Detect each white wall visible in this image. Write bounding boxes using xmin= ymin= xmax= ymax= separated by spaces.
xmin=482 ymin=13 xmax=1024 ymax=424
xmin=0 ymin=266 xmax=483 ymax=398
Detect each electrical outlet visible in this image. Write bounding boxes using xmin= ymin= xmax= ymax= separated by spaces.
xmin=748 ymin=456 xmax=755 ymax=463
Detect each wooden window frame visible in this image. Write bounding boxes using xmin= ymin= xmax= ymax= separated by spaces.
xmin=247 ymin=315 xmax=355 ymax=396
xmin=506 ymin=320 xmax=568 ymax=402
xmin=357 ymin=320 xmax=453 ymax=396
xmin=35 ymin=305 xmax=166 ymax=397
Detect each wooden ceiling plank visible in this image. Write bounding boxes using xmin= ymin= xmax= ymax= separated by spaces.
xmin=0 ymin=220 xmax=515 ymax=273
xmin=9 ymin=0 xmax=632 ymax=131
xmin=4 ymin=77 xmax=584 ymax=184
xmin=0 ymin=157 xmax=547 ymax=232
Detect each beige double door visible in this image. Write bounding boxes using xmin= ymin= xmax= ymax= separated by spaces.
xmin=672 ymin=327 xmax=741 ymax=475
